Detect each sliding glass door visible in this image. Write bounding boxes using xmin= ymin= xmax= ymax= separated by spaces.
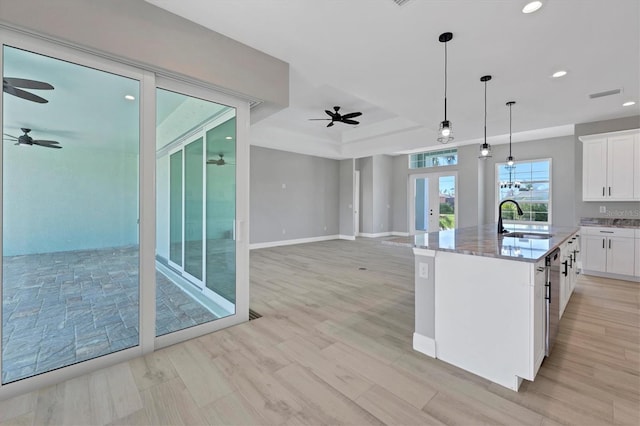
xmin=156 ymin=88 xmax=237 ymax=337
xmin=2 ymin=44 xmax=141 ymax=384
xmin=0 ymin=28 xmax=249 ymax=400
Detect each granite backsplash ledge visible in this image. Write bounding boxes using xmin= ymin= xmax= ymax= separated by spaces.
xmin=580 ymin=217 xmax=640 ymax=228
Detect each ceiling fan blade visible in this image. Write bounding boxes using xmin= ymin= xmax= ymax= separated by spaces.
xmin=325 ymin=110 xmax=336 ymax=118
xmin=341 ymin=112 xmax=362 ymax=119
xmin=33 ymin=141 xmax=62 ymax=148
xmin=308 ymin=118 xmax=331 ymax=121
xmin=33 ymin=139 xmax=60 ymax=144
xmin=327 ymin=122 xmax=334 ymax=128
xmin=3 ymin=134 xmax=17 ymax=140
xmin=4 ymin=78 xmax=54 ymax=90
xmin=3 ymin=85 xmax=48 ymax=103
xmin=342 ymin=119 xmax=360 ymax=125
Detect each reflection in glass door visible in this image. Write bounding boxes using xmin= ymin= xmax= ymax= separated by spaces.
xmin=156 ymin=88 xmax=236 ymax=337
xmin=169 ymin=151 xmax=183 ymax=267
xmin=2 ymin=45 xmax=140 ymax=384
xmin=410 ymin=172 xmax=457 ymax=234
xmin=184 ymin=137 xmax=204 ymax=284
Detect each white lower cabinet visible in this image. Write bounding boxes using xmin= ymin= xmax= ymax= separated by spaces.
xmin=559 ymin=232 xmax=580 ymax=317
xmin=533 ymin=259 xmax=546 ymax=374
xmin=581 ymin=227 xmax=636 ymax=278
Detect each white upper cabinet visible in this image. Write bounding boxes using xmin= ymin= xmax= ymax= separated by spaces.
xmin=580 ymin=130 xmax=639 ymax=201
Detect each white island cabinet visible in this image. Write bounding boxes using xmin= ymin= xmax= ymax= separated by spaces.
xmin=413 ymin=224 xmax=579 ymax=391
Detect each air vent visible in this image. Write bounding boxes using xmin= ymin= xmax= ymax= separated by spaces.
xmin=391 ymin=0 xmax=413 ymax=6
xmin=589 ymin=89 xmax=622 ymax=99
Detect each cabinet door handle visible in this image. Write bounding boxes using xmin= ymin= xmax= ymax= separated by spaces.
xmin=602 ymin=187 xmax=605 ymax=196
xmin=609 ymin=187 xmax=611 ymax=196
xmin=602 ymin=238 xmax=605 ymax=249
xmin=609 ymin=239 xmax=612 ymax=249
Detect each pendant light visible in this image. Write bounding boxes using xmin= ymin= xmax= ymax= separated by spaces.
xmin=437 ymin=32 xmax=454 ymax=144
xmin=479 ymin=75 xmax=492 ymax=158
xmin=506 ymin=101 xmax=516 ymax=166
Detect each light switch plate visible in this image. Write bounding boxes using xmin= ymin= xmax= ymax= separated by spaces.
xmin=599 ymin=206 xmax=606 ymax=213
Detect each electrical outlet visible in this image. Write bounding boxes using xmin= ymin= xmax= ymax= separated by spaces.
xmin=599 ymin=206 xmax=606 ymax=213
xmin=419 ymin=262 xmax=429 ymax=279
xmin=282 ymin=183 xmax=286 ymax=189
xmin=282 ymin=229 xmax=286 ymax=235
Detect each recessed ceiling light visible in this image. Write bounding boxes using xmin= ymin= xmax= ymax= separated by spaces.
xmin=623 ymin=101 xmax=636 ymax=107
xmin=522 ymin=1 xmax=543 ymax=14
xmin=124 ymin=94 xmax=135 ymax=101
xmin=552 ymin=70 xmax=567 ymax=78
xmin=225 ymin=136 xmax=233 ymax=140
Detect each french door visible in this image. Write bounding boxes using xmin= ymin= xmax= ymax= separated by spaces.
xmin=409 ymin=172 xmax=458 ymax=235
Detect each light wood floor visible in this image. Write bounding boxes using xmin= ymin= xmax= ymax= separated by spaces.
xmin=0 ymin=238 xmax=638 ymax=425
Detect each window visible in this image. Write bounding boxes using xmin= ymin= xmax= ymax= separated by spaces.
xmin=496 ymin=159 xmax=551 ymax=224
xmin=409 ymin=149 xmax=457 ymax=169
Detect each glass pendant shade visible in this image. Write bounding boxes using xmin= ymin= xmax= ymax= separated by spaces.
xmin=480 ymin=142 xmax=492 ymax=157
xmin=438 ymin=120 xmax=453 ymax=143
xmin=507 ymin=155 xmax=514 ymax=166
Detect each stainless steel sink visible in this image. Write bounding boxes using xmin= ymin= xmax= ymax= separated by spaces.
xmin=502 ymin=232 xmax=553 ymax=239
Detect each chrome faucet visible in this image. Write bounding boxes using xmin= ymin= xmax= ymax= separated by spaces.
xmin=498 ymin=199 xmax=524 ymax=234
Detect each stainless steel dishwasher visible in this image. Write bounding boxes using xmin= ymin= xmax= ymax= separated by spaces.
xmin=545 ymin=248 xmax=561 ymax=356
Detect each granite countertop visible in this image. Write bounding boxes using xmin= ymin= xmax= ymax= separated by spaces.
xmin=414 ymin=223 xmax=579 ymax=263
xmin=579 ymin=217 xmax=640 ymax=229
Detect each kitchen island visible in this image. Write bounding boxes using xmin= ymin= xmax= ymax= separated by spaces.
xmin=413 ymin=223 xmax=579 ymax=391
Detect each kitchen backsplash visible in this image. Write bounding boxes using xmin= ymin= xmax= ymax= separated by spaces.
xmin=580 ymin=217 xmax=640 ymax=228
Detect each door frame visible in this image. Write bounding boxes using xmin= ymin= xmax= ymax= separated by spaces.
xmin=408 ymin=171 xmax=458 ymax=235
xmin=354 ymin=170 xmax=360 ymax=236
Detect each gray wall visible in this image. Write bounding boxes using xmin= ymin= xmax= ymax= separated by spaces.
xmin=373 ymin=155 xmax=393 ymax=234
xmin=391 ymin=155 xmax=409 ymax=233
xmin=357 ymin=157 xmax=374 ymax=234
xmin=0 ymin=0 xmax=288 ymax=118
xmin=339 ymin=159 xmax=355 ymax=237
xmin=481 ymin=135 xmax=576 ymax=227
xmin=574 ymin=115 xmax=640 ymax=221
xmin=250 ymin=146 xmax=340 ymax=244
xmin=3 ymin=145 xmax=138 ymax=256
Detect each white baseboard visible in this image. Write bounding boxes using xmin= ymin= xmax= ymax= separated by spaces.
xmin=581 ymin=269 xmax=640 ymax=282
xmin=391 ymin=231 xmax=410 ymax=237
xmin=250 ymin=235 xmax=339 ymax=250
xmin=358 ymin=232 xmax=392 ymax=238
xmin=413 ymin=332 xmax=436 ymax=358
xmin=358 ymin=231 xmax=410 ymax=238
xmin=338 ymin=235 xmax=356 ymax=241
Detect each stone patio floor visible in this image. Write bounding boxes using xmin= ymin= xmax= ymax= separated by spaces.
xmin=1 ymin=245 xmax=217 ymax=384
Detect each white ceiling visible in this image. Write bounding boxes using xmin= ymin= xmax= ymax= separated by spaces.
xmin=146 ymin=0 xmax=640 ymax=159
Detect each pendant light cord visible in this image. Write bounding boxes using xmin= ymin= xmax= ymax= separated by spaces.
xmin=483 ymin=79 xmax=487 ymax=144
xmin=508 ymin=102 xmax=512 ymax=157
xmin=443 ymin=41 xmax=448 ymax=120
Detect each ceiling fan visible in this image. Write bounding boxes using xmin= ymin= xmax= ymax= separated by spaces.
xmin=3 ymin=77 xmax=54 ymax=104
xmin=3 ymin=128 xmax=62 ymax=149
xmin=207 ymin=153 xmax=234 ymax=166
xmin=309 ymin=106 xmax=362 ymax=127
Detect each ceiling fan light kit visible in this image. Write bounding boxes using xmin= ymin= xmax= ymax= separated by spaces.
xmin=479 ymin=75 xmax=493 ymax=159
xmin=437 ymin=31 xmax=454 ymax=144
